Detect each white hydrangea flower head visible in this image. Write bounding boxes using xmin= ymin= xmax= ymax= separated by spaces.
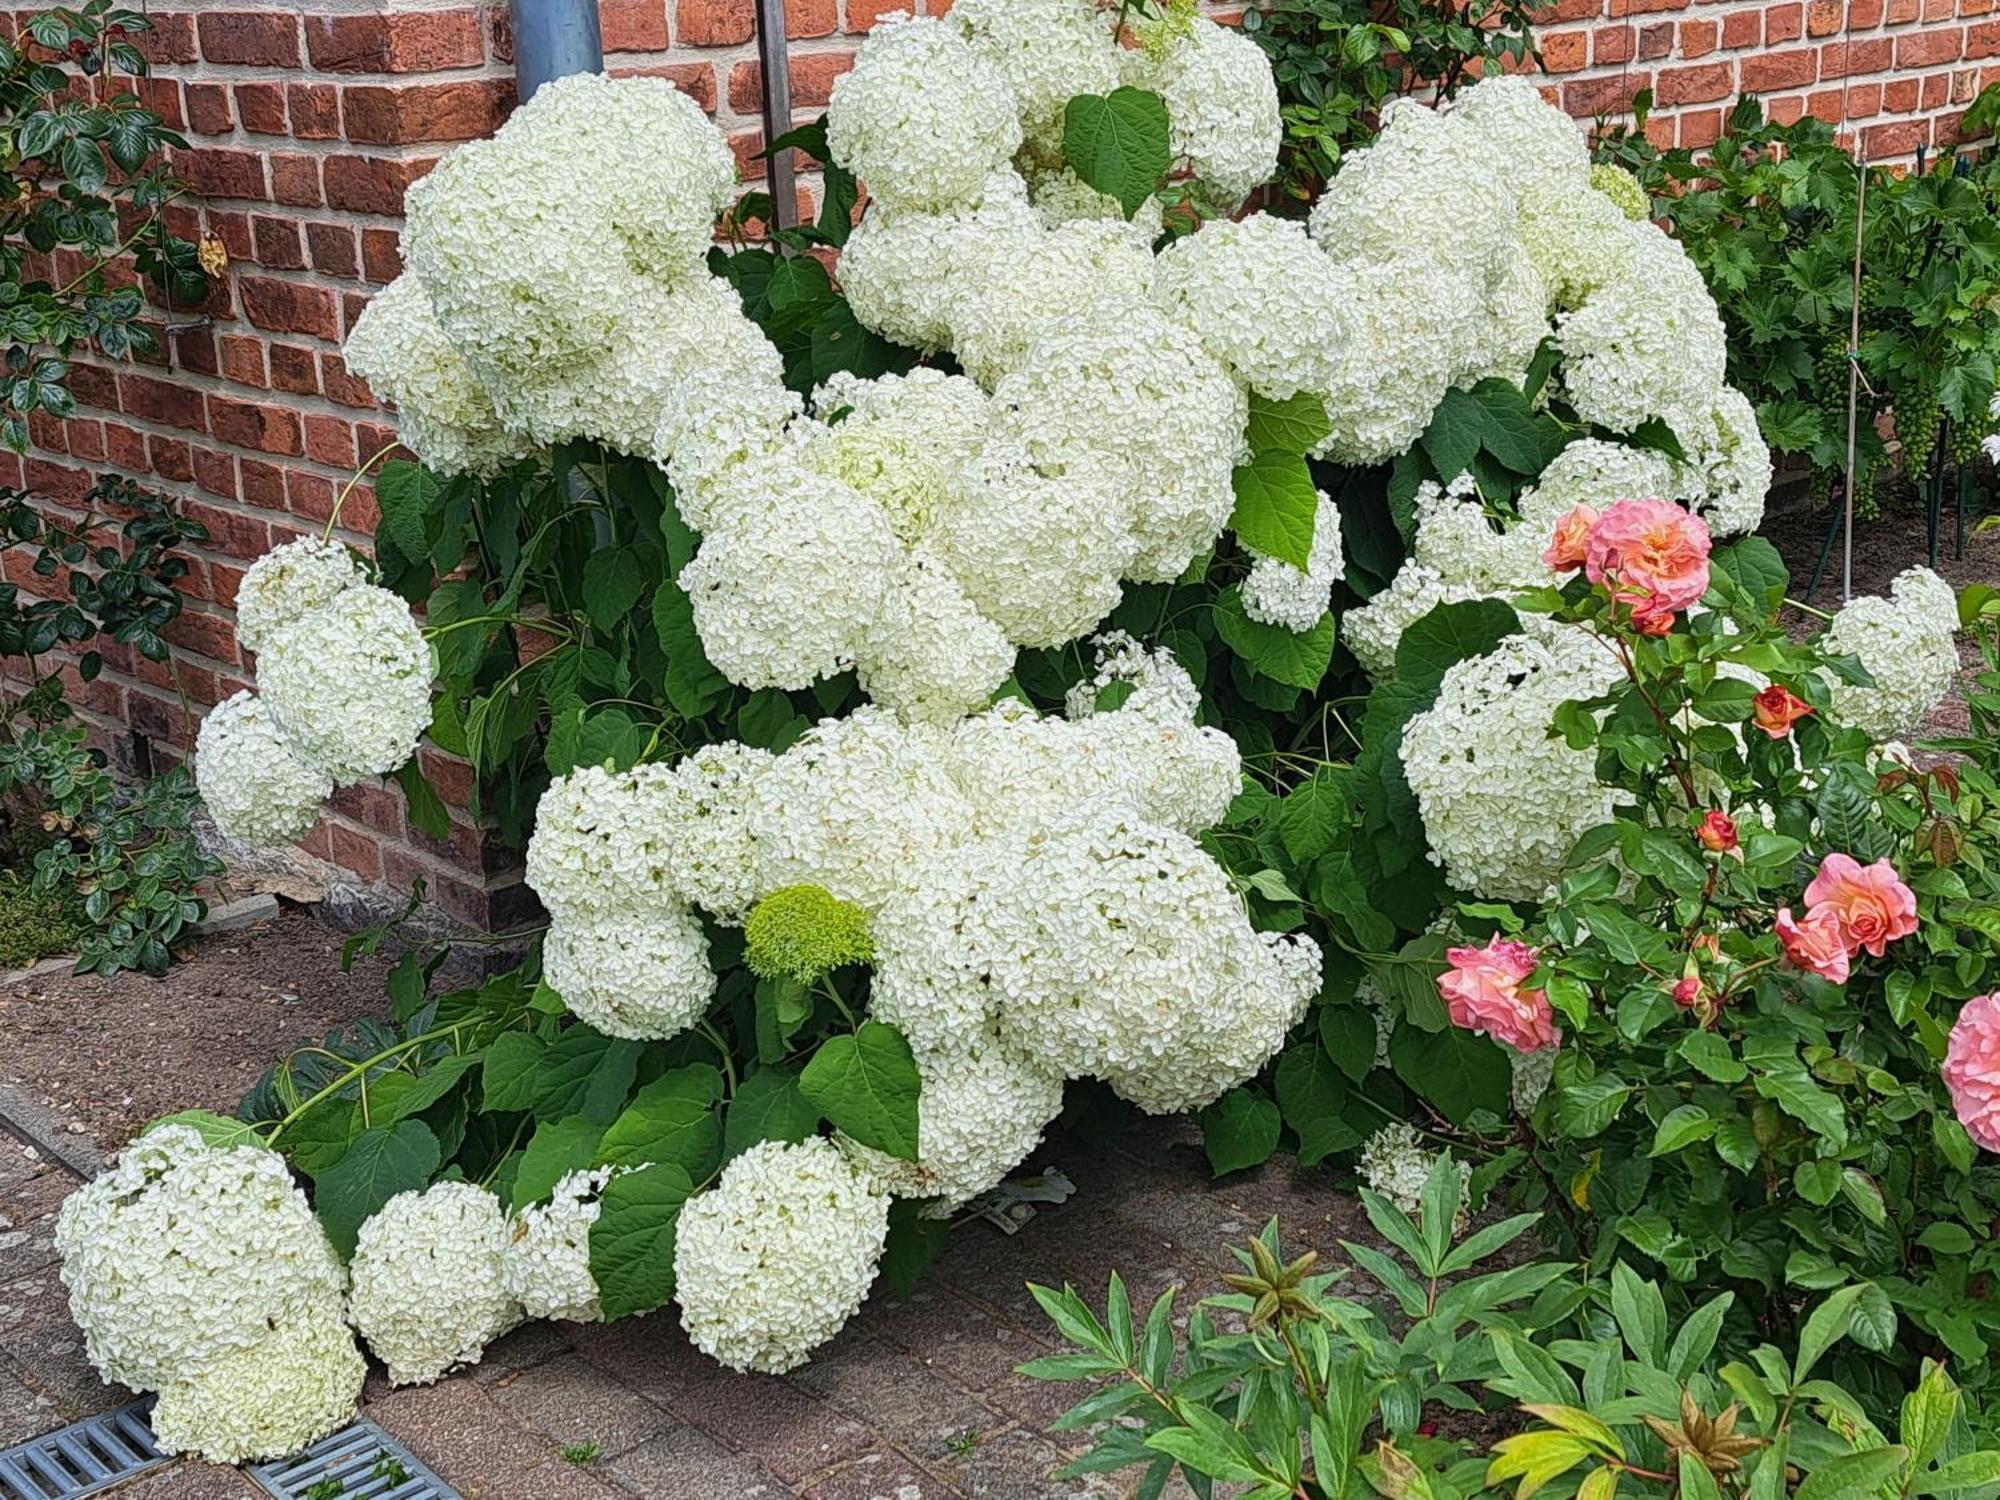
xmin=344 ymin=275 xmax=527 ymax=479
xmin=256 ymin=584 xmax=431 ymax=783
xmin=655 ymin=743 xmax=775 ymax=922
xmin=1136 ymin=17 xmax=1281 ymax=208
xmin=54 ymin=1125 xmax=345 ymax=1393
xmin=233 ymin=535 xmax=360 ymax=657
xmin=678 ymin=453 xmax=902 ymax=691
xmin=844 ymin=1034 xmax=1065 ymax=1211
xmin=526 ymin=763 xmax=690 ymax=915
xmin=1463 ymin=240 xmax=1552 ymax=389
xmin=1152 ymin=213 xmax=1352 ymax=399
xmin=1515 ymin=185 xmax=1640 ymax=314
xmin=952 ymin=0 xmax=1121 ymax=152
xmin=1242 ymin=492 xmax=1345 ymax=633
xmin=1823 ymin=566 xmax=1961 ymax=740
xmin=1675 ymin=386 xmax=1772 ymax=537
xmin=348 ymin=1182 xmax=520 ymax=1386
xmin=1401 ymin=618 xmax=1631 ymax=901
xmin=1557 ymin=220 xmax=1728 ymax=433
xmin=1060 ymin=635 xmax=1242 ymax=833
xmin=673 ymin=1138 xmax=891 ymax=1373
xmin=150 ymin=1300 xmax=364 ymax=1466
xmin=834 ymin=172 xmax=1036 ymax=354
xmin=1344 ymin=561 xmax=1488 ymax=682
xmin=503 ymin=1167 xmax=615 ymax=1322
xmin=1029 ymin=166 xmax=1164 ymax=245
xmin=824 ymin=15 xmax=1022 ymax=213
xmin=1450 ymin=75 xmax=1593 ymax=272
xmin=947 ymin=217 xmax=1159 ymax=389
xmin=852 ymin=551 xmax=1019 ymax=725
xmin=1358 ymin=1122 xmax=1470 ymax=1222
xmin=1309 ymin=101 xmax=1516 ymax=284
xmin=1528 ymin=438 xmax=1688 ymax=516
xmin=744 ymin=707 xmax=978 ymax=912
xmin=542 ymin=903 xmax=716 ymax=1040
xmin=194 ymin=691 xmax=332 ymax=849
xmin=989 ymin=308 xmax=1245 ymax=581
xmin=1317 ymin=255 xmax=1481 ymax=465
xmin=867 ymin=845 xmax=1008 ymax=1058
xmin=804 ymin=368 xmax=992 ymax=546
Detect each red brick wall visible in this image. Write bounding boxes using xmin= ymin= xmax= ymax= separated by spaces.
xmin=1 ymin=0 xmax=1974 ymax=928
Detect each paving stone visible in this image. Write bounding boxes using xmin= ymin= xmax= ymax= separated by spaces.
xmin=113 ymin=1459 xmax=264 ymax=1497
xmin=477 ymin=1453 xmax=627 ymax=1500
xmin=0 ymin=1270 xmax=119 ymax=1421
xmin=491 ymin=1352 xmax=677 ymax=1460
xmin=954 ymin=1427 xmax=1108 ymax=1498
xmin=570 ymin=1319 xmax=873 ymax=1485
xmin=602 ymin=1424 xmax=786 ymax=1498
xmin=0 ymin=1355 xmax=62 ymax=1445
xmin=799 ymin=1447 xmax=951 ymax=1499
xmin=366 ymin=1374 xmax=576 ymax=1497
xmin=471 ymin=1320 xmax=579 ymax=1385
xmin=858 ymin=1285 xmax=1049 ymax=1393
xmin=980 ymin=1370 xmax=1087 ymax=1436
xmin=787 ymin=1339 xmax=1005 ymax=1463
xmin=0 ymin=1166 xmax=72 ymax=1281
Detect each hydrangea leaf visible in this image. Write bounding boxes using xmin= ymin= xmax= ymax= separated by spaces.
xmin=511 ymin=1115 xmax=605 ymax=1212
xmin=581 ymin=545 xmax=647 ymax=632
xmin=314 ymin=1120 xmax=441 ymax=1259
xmin=373 ymin=460 xmax=438 ymax=567
xmin=800 ymin=1021 xmax=923 ymax=1160
xmin=724 ymin=1067 xmax=821 ymax=1160
xmin=1392 ymin=598 xmax=1521 ymax=691
xmin=143 ymin=1108 xmax=266 ymax=1152
xmin=1229 ymin=452 xmax=1318 ymax=570
xmin=880 ymin=1200 xmax=951 ymax=1299
xmin=1274 ymin=1044 xmax=1358 ymax=1167
xmin=1245 ymin=390 xmax=1333 ymax=456
xmin=1063 ymin=88 xmax=1171 ymax=219
xmin=595 ymin=1068 xmax=724 ymax=1181
xmin=1388 ymin=1024 xmax=1509 ymax=1127
xmin=1418 ymin=386 xmax=1485 ymax=480
xmin=1198 ymin=1087 xmax=1281 ymax=1176
xmin=588 ymin=1160 xmax=694 ymax=1321
xmin=1212 ymin=586 xmax=1335 ymax=690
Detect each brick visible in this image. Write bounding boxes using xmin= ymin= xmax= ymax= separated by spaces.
xmin=1766 ymin=2 xmax=1806 ymax=38
xmin=1924 ymin=69 xmax=1954 ymax=105
xmin=104 ymin=423 xmax=147 ymax=472
xmin=1743 ymin=46 xmax=1818 ymax=88
xmin=289 ymin=82 xmax=341 ymax=138
xmin=679 ymin=0 xmax=754 ymax=45
xmin=1884 ymin=74 xmax=1921 ymax=109
xmin=341 ymin=79 xmax=513 ymax=144
xmin=1534 ymin=0 xmax=1601 ymax=21
xmin=600 ymin=0 xmax=670 ymax=50
xmin=210 ymin=209 xmax=253 ymax=262
xmin=307 ymin=223 xmax=360 ymax=278
xmin=1565 ymin=72 xmax=1652 ymax=113
xmin=66 ymin=420 xmax=104 ymax=463
xmin=236 ymin=82 xmax=287 ymax=135
xmin=1595 ymin=23 xmax=1637 ymax=61
xmin=120 ymin=371 xmax=206 ymax=432
xmin=161 ymin=607 xmax=239 ymax=666
xmin=612 ymin=60 xmax=718 ymax=111
xmin=1637 ymin=21 xmax=1675 ymax=56
xmin=1972 ymin=18 xmax=2000 ymax=52
xmin=1898 ymin=26 xmax=1965 ymax=63
xmin=219 ymin=336 xmax=267 ymax=386
xmin=208 ymin=396 xmax=304 ymax=456
xmin=270 ymin=153 xmax=322 ymax=206
xmin=239 ymin=458 xmax=286 ymax=507
xmin=147 ymin=436 xmax=194 ymax=483
xmin=268 ymin=343 xmax=319 ymax=395
xmin=175 ymin=148 xmax=266 ymax=200
xmin=1888 ymin=0 xmax=1919 ymax=21
xmin=1541 ymin=30 xmax=1590 ymax=69
xmin=173 ymin=327 xmax=219 ymax=378
xmin=1864 ymin=117 xmax=1929 ymax=155
xmin=360 ymin=227 xmax=402 ymax=283
xmin=305 ymin=11 xmax=485 ymax=73
xmin=1721 ymin=10 xmax=1760 ymax=46
xmin=305 ymin=414 xmax=357 ymax=469
xmin=788 ymin=0 xmax=838 ymax=35
xmin=1678 ymin=106 xmax=1725 ymax=144
xmin=240 ymin=276 xmax=340 ymax=339
xmin=285 ymin=468 xmax=336 ymax=522
xmin=330 ymin=822 xmax=383 ymax=881
xmin=1821 ymin=36 xmax=1894 ymax=73
xmin=251 ymin=214 xmax=305 ymax=270
xmin=193 ymin=446 xmax=237 ymax=499
xmin=137 ymin=76 xmax=185 ymax=131
xmin=323 ymin=154 xmax=431 ymax=216
xmin=848 ymin=0 xmax=914 ymax=26
xmin=136 ymin=13 xmax=196 ymax=65
xmin=729 ymin=51 xmax=854 ymax=112
xmin=1680 ymin=18 xmax=1719 ymax=53
xmin=1657 ymin=59 xmax=1735 ymax=101
xmin=198 ymin=11 xmax=300 ymax=66
xmin=185 ymin=83 xmax=232 ymax=136
xmin=321 ymin=353 xmax=376 ymax=408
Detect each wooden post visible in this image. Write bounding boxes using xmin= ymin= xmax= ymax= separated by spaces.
xmin=754 ymin=0 xmax=799 ymax=232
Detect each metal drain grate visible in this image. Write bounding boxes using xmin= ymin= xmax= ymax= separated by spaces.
xmin=248 ymin=1420 xmax=458 ymax=1500
xmin=0 ymin=1400 xmax=168 ymax=1499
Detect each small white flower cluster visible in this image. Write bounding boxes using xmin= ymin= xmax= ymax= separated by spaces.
xmin=674 ymin=1139 xmax=891 ymax=1373
xmin=1357 ymin=1122 xmax=1470 ymax=1224
xmin=502 ymin=1168 xmax=617 ymax=1323
xmin=1400 ymin=617 xmax=1631 ymax=901
xmin=194 ymin=537 xmax=430 ymax=847
xmin=54 ymin=1126 xmax=362 ymax=1464
xmin=1822 ymin=566 xmax=1962 ymax=740
xmin=347 ymin=1181 xmax=520 ymax=1386
xmin=1242 ymin=491 xmax=1346 ymax=632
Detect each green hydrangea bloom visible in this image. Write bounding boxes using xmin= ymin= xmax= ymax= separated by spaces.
xmin=1589 ymin=163 xmax=1650 ymax=222
xmin=744 ymin=885 xmax=875 ymax=983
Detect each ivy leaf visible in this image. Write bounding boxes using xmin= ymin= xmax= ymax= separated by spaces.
xmin=800 ymin=1021 xmax=923 ymax=1160
xmin=1199 ymin=1087 xmax=1281 ymax=1176
xmin=511 ymin=1115 xmax=606 ymax=1211
xmin=724 ymin=1067 xmax=821 ymax=1160
xmin=595 ymin=1067 xmax=724 ymax=1181
xmin=1245 ymin=390 xmax=1333 ymax=456
xmin=588 ymin=1161 xmax=694 ymax=1321
xmin=1229 ymin=452 xmax=1319 ymax=570
xmin=1062 ymin=88 xmax=1171 ymax=219
xmin=314 ymin=1120 xmax=441 ymax=1258
xmin=374 ymin=461 xmax=440 ymax=568
xmin=1212 ymin=586 xmax=1335 ymax=689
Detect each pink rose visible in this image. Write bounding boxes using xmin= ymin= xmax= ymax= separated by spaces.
xmin=1776 ymin=906 xmax=1852 ymax=984
xmin=1753 ymin=684 xmax=1814 ymax=740
xmin=1697 ymin=810 xmax=1738 ymax=853
xmin=1543 ymin=504 xmax=1598 ymax=572
xmin=1439 ymin=936 xmax=1561 ymax=1053
xmin=1583 ymin=499 xmax=1713 ymax=635
xmin=1944 ymin=994 xmax=2000 ymax=1153
xmin=1803 ymin=852 xmax=1918 ymax=958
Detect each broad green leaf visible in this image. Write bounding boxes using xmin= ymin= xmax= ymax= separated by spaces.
xmin=800 ymin=1022 xmax=922 ymax=1160
xmin=1213 ymin=586 xmax=1335 ymax=689
xmin=1795 ymin=1447 xmax=1909 ymax=1500
xmin=1199 ymin=1088 xmax=1281 ymax=1176
xmin=1394 ymin=598 xmax=1521 ymax=691
xmin=1795 ymin=1283 xmax=1867 ymax=1382
xmin=1246 ymin=390 xmax=1334 ymax=455
xmin=1649 ymin=1104 xmax=1716 ymax=1156
xmin=1062 ymin=88 xmax=1171 ymax=218
xmin=596 ymin=1068 xmax=724 ymax=1180
xmin=581 ymin=545 xmax=646 ymax=632
xmin=1229 ymin=451 xmax=1319 ymax=570
xmin=145 ymin=1109 xmax=265 ymax=1151
xmin=724 ymin=1067 xmax=821 ymax=1159
xmin=588 ymin=1161 xmax=694 ymax=1320
xmin=314 ymin=1120 xmax=441 ymax=1258
xmin=1389 ymin=1023 xmax=1510 ymax=1126
xmin=511 ymin=1115 xmax=605 ymax=1211
xmin=1420 ymin=386 xmax=1485 ymax=479
xmin=1678 ymin=1030 xmax=1748 ymax=1083
xmin=1274 ymin=1044 xmax=1355 ymax=1166
xmin=879 ymin=1199 xmax=951 ymax=1298
xmin=373 ymin=460 xmax=439 ymax=565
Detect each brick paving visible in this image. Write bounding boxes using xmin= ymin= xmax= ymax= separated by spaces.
xmin=0 ymin=1110 xmax=1373 ymax=1499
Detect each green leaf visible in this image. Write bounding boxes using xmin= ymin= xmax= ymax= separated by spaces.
xmin=1677 ymin=1030 xmax=1747 ymax=1083
xmin=394 ymin=757 xmax=452 ymax=840
xmin=1274 ymin=1044 xmax=1357 ymax=1166
xmin=374 ymin=461 xmax=440 ymax=566
xmin=1610 ymin=1260 xmax=1668 ymax=1364
xmin=1246 ymin=390 xmax=1333 ymax=455
xmin=595 ymin=1068 xmax=723 ymax=1181
xmin=880 ymin=1199 xmax=951 ymax=1299
xmin=314 ymin=1120 xmax=441 ymax=1258
xmin=1199 ymin=1088 xmax=1281 ymax=1175
xmin=479 ymin=1031 xmax=546 ymax=1112
xmin=1917 ymin=1221 xmax=1975 ymax=1255
xmin=799 ymin=1021 xmax=923 ymax=1160
xmin=1649 ymin=1104 xmax=1716 ymax=1156
xmin=1393 ymin=598 xmax=1520 ymax=690
xmin=1389 ymin=1024 xmax=1509 ymax=1127
xmin=1229 ymin=451 xmax=1319 ymax=570
xmin=1062 ymin=88 xmax=1171 ymax=219
xmin=1419 ymin=386 xmax=1485 ymax=479
xmin=1213 ymin=586 xmax=1335 ymax=688
xmin=1795 ymin=1447 xmax=1910 ymax=1500
xmin=1710 ymin=535 xmax=1790 ymax=616
xmin=1755 ymin=1064 xmax=1849 ymax=1150
xmin=588 ymin=1161 xmax=694 ymax=1321
xmin=145 ymin=1109 xmax=266 ymax=1151
xmin=581 ymin=545 xmax=646 ymax=632
xmin=1795 ymin=1283 xmax=1867 ymax=1382
xmin=724 ymin=1067 xmax=821 ymax=1159
xmin=511 ymin=1115 xmax=606 ymax=1211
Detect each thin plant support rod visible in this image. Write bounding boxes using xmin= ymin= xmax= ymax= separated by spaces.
xmin=508 ymin=0 xmax=603 ymax=102
xmin=1841 ymin=139 xmax=1868 ymax=605
xmin=755 ymin=0 xmax=800 ymax=233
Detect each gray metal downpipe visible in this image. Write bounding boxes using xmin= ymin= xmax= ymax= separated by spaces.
xmin=509 ymin=0 xmax=603 ymax=103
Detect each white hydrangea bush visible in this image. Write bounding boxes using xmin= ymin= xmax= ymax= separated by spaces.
xmin=53 ymin=1125 xmax=362 ymax=1462
xmin=1820 ymin=565 xmax=1962 ymax=740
